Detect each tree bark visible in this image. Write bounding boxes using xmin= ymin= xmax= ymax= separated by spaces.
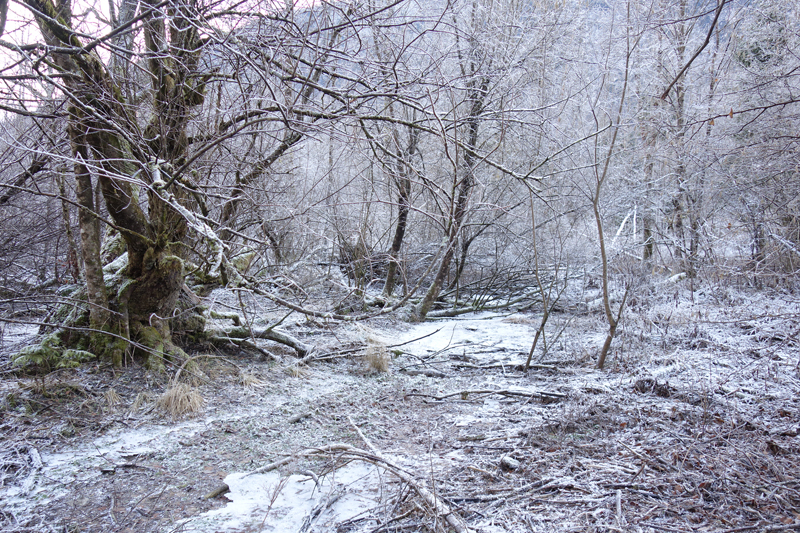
xmin=383 ymin=127 xmax=418 ymax=297
xmin=383 ymin=178 xmax=410 ymax=297
xmin=23 ymin=0 xmax=206 ymax=367
xmin=73 ymin=142 xmax=111 ymax=334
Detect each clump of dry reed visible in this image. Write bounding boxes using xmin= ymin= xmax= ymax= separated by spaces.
xmin=359 ymin=325 xmax=391 ymax=373
xmin=157 ymin=382 xmax=204 ymax=418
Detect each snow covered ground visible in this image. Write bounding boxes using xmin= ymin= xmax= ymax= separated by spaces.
xmin=1 ymin=286 xmax=799 ymax=532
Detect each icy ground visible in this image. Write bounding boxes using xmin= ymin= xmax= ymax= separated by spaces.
xmin=1 ymin=285 xmax=799 ymax=532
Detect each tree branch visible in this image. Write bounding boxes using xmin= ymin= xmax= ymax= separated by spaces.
xmin=660 ymin=0 xmax=727 ymax=101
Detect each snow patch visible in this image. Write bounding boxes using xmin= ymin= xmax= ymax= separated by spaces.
xmin=176 ymin=463 xmax=382 ymax=532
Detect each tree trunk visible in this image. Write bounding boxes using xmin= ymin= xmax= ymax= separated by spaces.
xmin=642 ymin=137 xmax=656 ymax=262
xmin=24 ymin=0 xmax=206 ymax=368
xmin=73 ymin=142 xmax=113 ymax=342
xmin=416 ymin=78 xmax=487 ymax=320
xmin=417 ymin=149 xmax=477 ymax=318
xmin=417 ymin=233 xmax=459 ymax=319
xmin=383 ymin=178 xmax=410 ymax=297
xmin=642 ymin=221 xmax=654 ymax=262
xmin=57 ymin=168 xmax=81 ymax=282
xmin=383 ymin=126 xmax=418 ymax=297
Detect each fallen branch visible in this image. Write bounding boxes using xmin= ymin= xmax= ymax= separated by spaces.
xmin=251 ymin=327 xmax=312 ymax=357
xmin=712 ymin=523 xmax=800 ymax=533
xmin=207 ymin=336 xmax=283 ymax=362
xmin=244 ymin=444 xmax=352 ymax=478
xmin=203 ymin=484 xmax=230 ymax=499
xmin=405 ymin=388 xmax=566 ymax=402
xmin=207 ymin=325 xmax=312 ymax=357
xmin=208 ymin=310 xmax=241 ymax=326
xmin=399 ymin=367 xmax=447 ymax=378
xmin=425 ymin=294 xmax=529 ymax=319
xmin=347 ymin=417 xmax=472 ymax=533
xmin=452 ymin=362 xmax=559 ymax=371
xmin=241 ymin=437 xmax=473 ymax=533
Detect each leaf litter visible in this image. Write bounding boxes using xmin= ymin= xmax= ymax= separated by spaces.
xmin=0 ymin=285 xmax=799 ymax=532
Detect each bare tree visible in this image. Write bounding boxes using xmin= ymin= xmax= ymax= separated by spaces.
xmin=0 ymin=0 xmax=420 ymax=367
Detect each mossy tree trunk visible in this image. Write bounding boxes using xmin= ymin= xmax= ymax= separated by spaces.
xmin=73 ymin=136 xmax=114 ymax=354
xmin=23 ymin=0 xmax=207 ymax=368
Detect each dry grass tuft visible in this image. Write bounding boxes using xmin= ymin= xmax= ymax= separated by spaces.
xmin=239 ymin=372 xmax=265 ymax=388
xmin=502 ymin=315 xmax=536 ymax=325
xmin=104 ymin=388 xmax=121 ymax=408
xmin=365 ymin=342 xmax=390 ymax=373
xmin=157 ymin=383 xmax=204 ymax=418
xmin=130 ymin=391 xmax=150 ymax=412
xmin=356 ymin=324 xmax=391 ymax=373
xmin=284 ymin=365 xmax=308 ymax=378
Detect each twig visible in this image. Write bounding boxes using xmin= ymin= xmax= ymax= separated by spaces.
xmin=309 ymin=347 xmax=364 ymax=361
xmin=659 ymin=0 xmax=728 ymax=100
xmin=619 ymin=441 xmax=676 ymax=472
xmin=298 ymin=489 xmax=344 ymax=533
xmin=386 ymin=327 xmax=444 ymax=349
xmin=713 ymin=524 xmax=800 ymax=533
xmin=108 ymin=495 xmax=116 ymax=526
xmin=348 ymin=415 xmax=380 ymax=456
xmin=639 ymin=523 xmax=692 ymax=533
xmin=368 ymin=506 xmax=417 ymax=533
xmin=287 ymin=411 xmax=314 ymax=424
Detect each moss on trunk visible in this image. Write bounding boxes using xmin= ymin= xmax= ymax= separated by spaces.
xmin=15 ymin=253 xmax=203 ymax=372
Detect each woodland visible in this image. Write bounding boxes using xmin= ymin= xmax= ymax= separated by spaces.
xmin=0 ymin=0 xmax=799 ymax=531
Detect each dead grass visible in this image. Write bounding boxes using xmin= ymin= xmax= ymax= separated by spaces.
xmin=358 ymin=324 xmax=391 ymax=373
xmin=284 ymin=365 xmax=308 ymax=378
xmin=156 ymin=382 xmax=204 ymax=418
xmin=129 ymin=391 xmax=150 ymax=413
xmin=238 ymin=372 xmax=265 ymax=388
xmin=364 ymin=342 xmax=390 ymax=372
xmin=103 ymin=388 xmax=121 ymax=408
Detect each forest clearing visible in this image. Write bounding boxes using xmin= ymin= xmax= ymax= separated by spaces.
xmin=1 ymin=0 xmax=799 ymax=530
xmin=2 ymin=284 xmax=798 ymax=532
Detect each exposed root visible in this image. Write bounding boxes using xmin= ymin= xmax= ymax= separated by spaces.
xmin=206 ymin=325 xmax=312 ymax=358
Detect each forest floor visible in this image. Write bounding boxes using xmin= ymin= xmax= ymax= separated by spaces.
xmin=1 ymin=283 xmax=799 ymax=533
